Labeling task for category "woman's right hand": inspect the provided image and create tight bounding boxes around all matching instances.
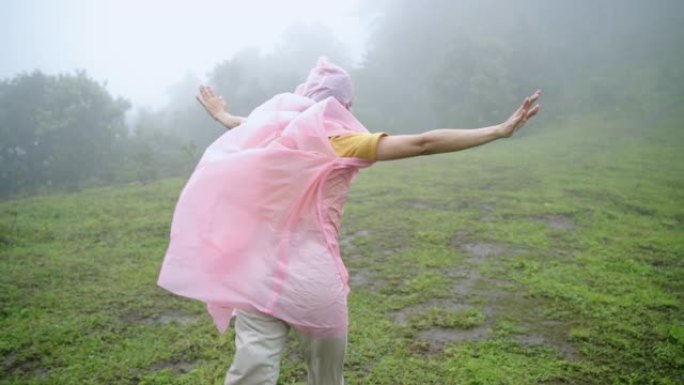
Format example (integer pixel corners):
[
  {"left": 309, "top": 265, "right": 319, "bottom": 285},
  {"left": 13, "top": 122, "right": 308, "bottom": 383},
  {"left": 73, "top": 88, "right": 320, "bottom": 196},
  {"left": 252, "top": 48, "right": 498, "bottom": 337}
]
[
  {"left": 496, "top": 90, "right": 541, "bottom": 138},
  {"left": 196, "top": 85, "right": 227, "bottom": 119}
]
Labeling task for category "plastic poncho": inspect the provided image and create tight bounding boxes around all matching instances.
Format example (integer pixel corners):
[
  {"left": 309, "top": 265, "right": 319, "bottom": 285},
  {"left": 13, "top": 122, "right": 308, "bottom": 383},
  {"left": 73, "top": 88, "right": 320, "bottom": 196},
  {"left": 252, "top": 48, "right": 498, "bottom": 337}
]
[{"left": 157, "top": 87, "right": 373, "bottom": 338}]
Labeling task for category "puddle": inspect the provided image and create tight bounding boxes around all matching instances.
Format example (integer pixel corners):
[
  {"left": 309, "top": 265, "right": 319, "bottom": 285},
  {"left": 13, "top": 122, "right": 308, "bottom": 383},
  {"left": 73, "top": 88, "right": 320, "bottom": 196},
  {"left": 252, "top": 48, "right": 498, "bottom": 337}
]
[
  {"left": 339, "top": 229, "right": 371, "bottom": 251},
  {"left": 540, "top": 215, "right": 576, "bottom": 231},
  {"left": 400, "top": 199, "right": 433, "bottom": 210},
  {"left": 348, "top": 271, "right": 368, "bottom": 287},
  {"left": 348, "top": 270, "right": 383, "bottom": 290},
  {"left": 415, "top": 230, "right": 580, "bottom": 358},
  {"left": 344, "top": 253, "right": 367, "bottom": 261},
  {"left": 2, "top": 353, "right": 48, "bottom": 380},
  {"left": 513, "top": 332, "right": 578, "bottom": 360},
  {"left": 381, "top": 248, "right": 404, "bottom": 257},
  {"left": 461, "top": 242, "right": 507, "bottom": 258},
  {"left": 447, "top": 232, "right": 517, "bottom": 297},
  {"left": 400, "top": 297, "right": 579, "bottom": 359},
  {"left": 451, "top": 232, "right": 512, "bottom": 260},
  {"left": 418, "top": 326, "right": 490, "bottom": 347},
  {"left": 395, "top": 230, "right": 580, "bottom": 359},
  {"left": 156, "top": 311, "right": 199, "bottom": 325},
  {"left": 479, "top": 203, "right": 496, "bottom": 222},
  {"left": 393, "top": 300, "right": 473, "bottom": 325},
  {"left": 448, "top": 267, "right": 482, "bottom": 297},
  {"left": 148, "top": 359, "right": 199, "bottom": 374},
  {"left": 510, "top": 318, "right": 579, "bottom": 360},
  {"left": 489, "top": 296, "right": 579, "bottom": 360},
  {"left": 395, "top": 300, "right": 491, "bottom": 352},
  {"left": 122, "top": 310, "right": 199, "bottom": 325},
  {"left": 2, "top": 352, "right": 17, "bottom": 369},
  {"left": 452, "top": 274, "right": 510, "bottom": 300}
]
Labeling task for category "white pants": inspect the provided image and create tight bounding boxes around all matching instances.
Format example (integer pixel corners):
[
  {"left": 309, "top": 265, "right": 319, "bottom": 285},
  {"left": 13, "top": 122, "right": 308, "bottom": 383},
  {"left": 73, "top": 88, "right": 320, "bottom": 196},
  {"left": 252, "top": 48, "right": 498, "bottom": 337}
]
[{"left": 224, "top": 310, "right": 347, "bottom": 385}]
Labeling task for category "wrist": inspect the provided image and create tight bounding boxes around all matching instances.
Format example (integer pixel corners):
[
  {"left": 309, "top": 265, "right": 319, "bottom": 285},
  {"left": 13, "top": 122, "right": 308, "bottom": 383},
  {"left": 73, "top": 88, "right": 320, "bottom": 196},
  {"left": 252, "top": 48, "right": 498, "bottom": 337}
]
[
  {"left": 489, "top": 124, "right": 505, "bottom": 140},
  {"left": 212, "top": 111, "right": 230, "bottom": 121}
]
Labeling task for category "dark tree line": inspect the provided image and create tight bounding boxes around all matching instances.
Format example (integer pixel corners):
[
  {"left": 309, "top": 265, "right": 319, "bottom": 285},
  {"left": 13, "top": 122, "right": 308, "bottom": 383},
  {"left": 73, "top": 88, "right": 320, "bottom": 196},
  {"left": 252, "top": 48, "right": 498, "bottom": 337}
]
[
  {"left": 2, "top": 0, "right": 682, "bottom": 199},
  {"left": 0, "top": 71, "right": 129, "bottom": 197}
]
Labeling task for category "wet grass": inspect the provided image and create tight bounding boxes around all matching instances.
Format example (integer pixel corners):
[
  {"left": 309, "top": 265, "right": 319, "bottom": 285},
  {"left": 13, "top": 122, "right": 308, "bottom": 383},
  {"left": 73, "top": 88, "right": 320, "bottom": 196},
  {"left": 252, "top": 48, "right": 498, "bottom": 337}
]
[{"left": 1, "top": 115, "right": 683, "bottom": 384}]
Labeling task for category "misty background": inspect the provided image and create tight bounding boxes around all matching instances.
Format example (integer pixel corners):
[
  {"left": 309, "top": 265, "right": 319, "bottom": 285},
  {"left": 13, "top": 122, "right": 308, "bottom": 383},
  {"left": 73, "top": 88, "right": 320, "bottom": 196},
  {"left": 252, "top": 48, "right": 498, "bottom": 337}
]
[{"left": 1, "top": 0, "right": 683, "bottom": 199}]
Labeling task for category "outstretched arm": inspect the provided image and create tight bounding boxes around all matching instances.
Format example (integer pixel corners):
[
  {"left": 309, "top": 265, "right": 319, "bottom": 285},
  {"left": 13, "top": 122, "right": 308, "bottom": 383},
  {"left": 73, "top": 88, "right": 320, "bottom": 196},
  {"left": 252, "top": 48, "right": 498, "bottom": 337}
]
[
  {"left": 375, "top": 90, "right": 541, "bottom": 161},
  {"left": 196, "top": 85, "right": 245, "bottom": 130}
]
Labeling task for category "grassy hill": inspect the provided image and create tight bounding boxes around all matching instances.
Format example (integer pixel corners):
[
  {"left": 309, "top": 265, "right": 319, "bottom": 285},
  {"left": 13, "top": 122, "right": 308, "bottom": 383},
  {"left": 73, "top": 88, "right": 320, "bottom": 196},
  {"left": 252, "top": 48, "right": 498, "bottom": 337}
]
[{"left": 1, "top": 116, "right": 682, "bottom": 384}]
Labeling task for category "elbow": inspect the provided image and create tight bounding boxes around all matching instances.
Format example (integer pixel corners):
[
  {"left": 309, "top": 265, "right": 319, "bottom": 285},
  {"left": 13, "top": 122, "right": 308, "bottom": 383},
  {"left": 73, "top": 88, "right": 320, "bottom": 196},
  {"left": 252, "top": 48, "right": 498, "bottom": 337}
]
[
  {"left": 416, "top": 133, "right": 433, "bottom": 156},
  {"left": 376, "top": 134, "right": 432, "bottom": 161}
]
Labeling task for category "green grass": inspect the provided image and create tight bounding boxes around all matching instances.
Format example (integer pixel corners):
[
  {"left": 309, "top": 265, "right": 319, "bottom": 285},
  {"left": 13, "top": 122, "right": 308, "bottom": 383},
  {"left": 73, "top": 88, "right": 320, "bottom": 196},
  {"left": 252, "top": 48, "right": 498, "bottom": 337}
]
[{"left": 1, "top": 115, "right": 683, "bottom": 384}]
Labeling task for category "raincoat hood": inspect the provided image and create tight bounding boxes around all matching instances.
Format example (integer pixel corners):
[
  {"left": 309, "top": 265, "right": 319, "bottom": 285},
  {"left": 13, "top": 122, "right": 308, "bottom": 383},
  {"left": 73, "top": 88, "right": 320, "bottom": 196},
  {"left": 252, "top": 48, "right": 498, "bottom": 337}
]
[{"left": 294, "top": 57, "right": 353, "bottom": 109}]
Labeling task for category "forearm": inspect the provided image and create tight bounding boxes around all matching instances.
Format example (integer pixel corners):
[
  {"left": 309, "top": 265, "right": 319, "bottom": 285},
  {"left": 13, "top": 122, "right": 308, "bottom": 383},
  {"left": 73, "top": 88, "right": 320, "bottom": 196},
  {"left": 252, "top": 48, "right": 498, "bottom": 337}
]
[
  {"left": 213, "top": 111, "right": 244, "bottom": 130},
  {"left": 377, "top": 91, "right": 540, "bottom": 161},
  {"left": 420, "top": 125, "right": 502, "bottom": 155},
  {"left": 375, "top": 124, "right": 504, "bottom": 161}
]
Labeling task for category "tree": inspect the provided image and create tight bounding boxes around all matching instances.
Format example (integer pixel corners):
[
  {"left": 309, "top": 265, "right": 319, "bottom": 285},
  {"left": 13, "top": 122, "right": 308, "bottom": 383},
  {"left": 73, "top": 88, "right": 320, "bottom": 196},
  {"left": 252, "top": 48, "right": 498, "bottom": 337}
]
[
  {"left": 0, "top": 70, "right": 130, "bottom": 198},
  {"left": 209, "top": 23, "right": 351, "bottom": 118},
  {"left": 354, "top": 0, "right": 684, "bottom": 132}
]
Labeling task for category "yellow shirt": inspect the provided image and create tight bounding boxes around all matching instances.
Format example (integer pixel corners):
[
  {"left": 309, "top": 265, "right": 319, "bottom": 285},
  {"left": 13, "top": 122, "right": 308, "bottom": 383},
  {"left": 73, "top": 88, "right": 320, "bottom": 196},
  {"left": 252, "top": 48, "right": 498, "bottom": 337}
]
[{"left": 328, "top": 132, "right": 388, "bottom": 161}]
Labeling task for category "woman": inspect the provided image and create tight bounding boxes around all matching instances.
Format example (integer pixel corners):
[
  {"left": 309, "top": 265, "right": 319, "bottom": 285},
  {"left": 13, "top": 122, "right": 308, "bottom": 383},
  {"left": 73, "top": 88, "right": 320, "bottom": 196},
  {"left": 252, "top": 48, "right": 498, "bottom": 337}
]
[{"left": 158, "top": 57, "right": 541, "bottom": 385}]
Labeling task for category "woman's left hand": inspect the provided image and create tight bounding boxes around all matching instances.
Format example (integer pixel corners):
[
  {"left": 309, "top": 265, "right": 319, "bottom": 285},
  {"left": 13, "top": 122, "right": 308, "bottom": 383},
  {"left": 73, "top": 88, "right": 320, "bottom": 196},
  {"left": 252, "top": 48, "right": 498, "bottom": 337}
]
[
  {"left": 497, "top": 90, "right": 541, "bottom": 138},
  {"left": 196, "top": 85, "right": 228, "bottom": 119}
]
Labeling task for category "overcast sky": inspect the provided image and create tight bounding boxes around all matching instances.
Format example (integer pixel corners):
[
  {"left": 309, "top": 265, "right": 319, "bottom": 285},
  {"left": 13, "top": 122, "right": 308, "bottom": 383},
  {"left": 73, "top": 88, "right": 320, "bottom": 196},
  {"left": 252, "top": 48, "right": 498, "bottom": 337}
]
[{"left": 2, "top": 0, "right": 367, "bottom": 109}]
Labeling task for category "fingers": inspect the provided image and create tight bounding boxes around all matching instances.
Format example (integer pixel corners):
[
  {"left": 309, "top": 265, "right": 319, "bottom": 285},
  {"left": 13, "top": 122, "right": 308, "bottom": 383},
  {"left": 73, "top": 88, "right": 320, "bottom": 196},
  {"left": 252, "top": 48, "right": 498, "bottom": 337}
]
[
  {"left": 199, "top": 84, "right": 218, "bottom": 101},
  {"left": 521, "top": 89, "right": 541, "bottom": 119},
  {"left": 199, "top": 85, "right": 225, "bottom": 103},
  {"left": 503, "top": 90, "right": 541, "bottom": 137},
  {"left": 526, "top": 89, "right": 540, "bottom": 104},
  {"left": 196, "top": 94, "right": 207, "bottom": 108},
  {"left": 514, "top": 97, "right": 528, "bottom": 115},
  {"left": 523, "top": 96, "right": 532, "bottom": 111},
  {"left": 530, "top": 89, "right": 541, "bottom": 104},
  {"left": 516, "top": 93, "right": 535, "bottom": 116},
  {"left": 526, "top": 104, "right": 541, "bottom": 119}
]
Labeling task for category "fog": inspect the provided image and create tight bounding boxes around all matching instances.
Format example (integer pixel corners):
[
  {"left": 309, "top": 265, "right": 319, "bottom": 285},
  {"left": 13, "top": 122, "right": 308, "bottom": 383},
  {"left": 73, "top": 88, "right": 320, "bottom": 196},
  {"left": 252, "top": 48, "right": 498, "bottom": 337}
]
[
  {"left": 2, "top": 0, "right": 367, "bottom": 108},
  {"left": 1, "top": 0, "right": 683, "bottom": 197}
]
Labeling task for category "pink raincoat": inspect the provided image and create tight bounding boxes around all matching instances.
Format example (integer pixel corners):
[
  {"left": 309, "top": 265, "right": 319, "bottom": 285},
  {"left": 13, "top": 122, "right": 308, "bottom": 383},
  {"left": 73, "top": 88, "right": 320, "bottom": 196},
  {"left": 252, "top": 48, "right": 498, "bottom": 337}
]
[{"left": 157, "top": 59, "right": 373, "bottom": 338}]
